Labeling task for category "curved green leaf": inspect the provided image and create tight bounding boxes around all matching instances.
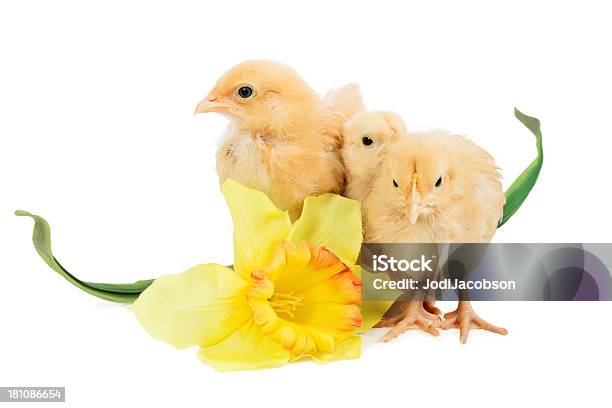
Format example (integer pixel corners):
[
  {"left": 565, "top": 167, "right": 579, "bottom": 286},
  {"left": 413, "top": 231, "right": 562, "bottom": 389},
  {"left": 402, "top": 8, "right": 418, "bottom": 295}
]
[
  {"left": 498, "top": 108, "right": 544, "bottom": 227},
  {"left": 15, "top": 210, "right": 152, "bottom": 303}
]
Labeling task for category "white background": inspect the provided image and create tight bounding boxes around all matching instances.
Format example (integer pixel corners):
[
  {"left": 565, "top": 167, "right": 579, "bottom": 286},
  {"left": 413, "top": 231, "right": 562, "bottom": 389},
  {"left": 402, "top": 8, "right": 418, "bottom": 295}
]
[{"left": 1, "top": 0, "right": 611, "bottom": 407}]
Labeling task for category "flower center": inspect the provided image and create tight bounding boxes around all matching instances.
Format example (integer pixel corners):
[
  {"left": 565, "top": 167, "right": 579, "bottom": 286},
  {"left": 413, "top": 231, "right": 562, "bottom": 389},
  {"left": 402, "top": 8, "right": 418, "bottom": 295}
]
[{"left": 269, "top": 292, "right": 303, "bottom": 318}]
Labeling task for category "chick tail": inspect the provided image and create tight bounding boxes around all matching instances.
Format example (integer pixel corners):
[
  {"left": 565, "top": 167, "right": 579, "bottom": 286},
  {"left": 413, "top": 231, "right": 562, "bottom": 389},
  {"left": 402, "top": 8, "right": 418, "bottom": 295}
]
[{"left": 324, "top": 82, "right": 365, "bottom": 119}]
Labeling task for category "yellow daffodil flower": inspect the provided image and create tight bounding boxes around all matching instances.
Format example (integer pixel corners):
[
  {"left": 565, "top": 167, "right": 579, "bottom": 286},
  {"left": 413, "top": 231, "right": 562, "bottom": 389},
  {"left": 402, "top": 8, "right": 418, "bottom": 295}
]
[{"left": 132, "top": 179, "right": 384, "bottom": 371}]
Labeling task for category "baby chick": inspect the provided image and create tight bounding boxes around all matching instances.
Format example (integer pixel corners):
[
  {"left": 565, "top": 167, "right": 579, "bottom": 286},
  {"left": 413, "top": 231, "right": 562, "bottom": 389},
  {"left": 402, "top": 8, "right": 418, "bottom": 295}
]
[
  {"left": 340, "top": 111, "right": 442, "bottom": 322},
  {"left": 194, "top": 60, "right": 363, "bottom": 220},
  {"left": 342, "top": 111, "right": 442, "bottom": 322},
  {"left": 363, "top": 131, "right": 508, "bottom": 343},
  {"left": 341, "top": 111, "right": 407, "bottom": 203}
]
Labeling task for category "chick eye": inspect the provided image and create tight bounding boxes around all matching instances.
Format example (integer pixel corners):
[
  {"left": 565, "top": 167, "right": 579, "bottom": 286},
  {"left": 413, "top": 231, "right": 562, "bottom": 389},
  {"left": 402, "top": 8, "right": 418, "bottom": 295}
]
[
  {"left": 393, "top": 179, "right": 398, "bottom": 188},
  {"left": 435, "top": 177, "right": 442, "bottom": 188},
  {"left": 237, "top": 86, "right": 254, "bottom": 98},
  {"left": 361, "top": 136, "right": 374, "bottom": 147}
]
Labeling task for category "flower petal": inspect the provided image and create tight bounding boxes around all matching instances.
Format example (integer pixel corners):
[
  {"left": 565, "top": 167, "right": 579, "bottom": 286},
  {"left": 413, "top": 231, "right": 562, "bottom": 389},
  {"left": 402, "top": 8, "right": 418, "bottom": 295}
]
[
  {"left": 197, "top": 319, "right": 290, "bottom": 371},
  {"left": 288, "top": 194, "right": 362, "bottom": 265},
  {"left": 299, "top": 335, "right": 362, "bottom": 364},
  {"left": 221, "top": 179, "right": 292, "bottom": 279},
  {"left": 352, "top": 265, "right": 394, "bottom": 333},
  {"left": 291, "top": 303, "right": 362, "bottom": 336},
  {"left": 132, "top": 263, "right": 251, "bottom": 349},
  {"left": 299, "top": 267, "right": 361, "bottom": 305},
  {"left": 274, "top": 243, "right": 362, "bottom": 311},
  {"left": 358, "top": 301, "right": 394, "bottom": 333},
  {"left": 274, "top": 241, "right": 352, "bottom": 296}
]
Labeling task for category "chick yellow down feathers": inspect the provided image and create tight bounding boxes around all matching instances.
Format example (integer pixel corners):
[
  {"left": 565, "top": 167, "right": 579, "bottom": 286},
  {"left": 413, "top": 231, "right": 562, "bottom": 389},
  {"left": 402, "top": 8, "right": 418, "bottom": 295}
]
[
  {"left": 195, "top": 60, "right": 364, "bottom": 220},
  {"left": 341, "top": 111, "right": 407, "bottom": 204},
  {"left": 361, "top": 130, "right": 508, "bottom": 343},
  {"left": 363, "top": 130, "right": 505, "bottom": 244}
]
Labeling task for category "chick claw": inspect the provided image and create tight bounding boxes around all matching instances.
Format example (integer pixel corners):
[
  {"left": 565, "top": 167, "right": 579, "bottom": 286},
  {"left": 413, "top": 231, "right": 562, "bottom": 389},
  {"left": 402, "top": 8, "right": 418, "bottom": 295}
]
[
  {"left": 423, "top": 300, "right": 443, "bottom": 317},
  {"left": 433, "top": 301, "right": 508, "bottom": 344},
  {"left": 377, "top": 301, "right": 440, "bottom": 342}
]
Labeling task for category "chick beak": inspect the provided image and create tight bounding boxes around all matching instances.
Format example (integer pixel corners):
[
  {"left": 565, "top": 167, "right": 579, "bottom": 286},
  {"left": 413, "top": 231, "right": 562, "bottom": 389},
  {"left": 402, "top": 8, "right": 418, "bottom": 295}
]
[
  {"left": 407, "top": 175, "right": 421, "bottom": 225},
  {"left": 194, "top": 95, "right": 228, "bottom": 114}
]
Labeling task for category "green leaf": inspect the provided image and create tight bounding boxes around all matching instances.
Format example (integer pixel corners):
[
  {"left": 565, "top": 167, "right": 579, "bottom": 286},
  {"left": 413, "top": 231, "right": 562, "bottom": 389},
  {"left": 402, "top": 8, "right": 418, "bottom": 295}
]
[
  {"left": 15, "top": 210, "right": 153, "bottom": 303},
  {"left": 498, "top": 108, "right": 544, "bottom": 227}
]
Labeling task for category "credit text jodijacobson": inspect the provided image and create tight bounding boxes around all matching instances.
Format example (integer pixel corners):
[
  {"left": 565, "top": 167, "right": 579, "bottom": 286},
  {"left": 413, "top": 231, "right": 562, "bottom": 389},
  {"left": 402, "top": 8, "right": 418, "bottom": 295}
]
[{"left": 370, "top": 255, "right": 517, "bottom": 291}]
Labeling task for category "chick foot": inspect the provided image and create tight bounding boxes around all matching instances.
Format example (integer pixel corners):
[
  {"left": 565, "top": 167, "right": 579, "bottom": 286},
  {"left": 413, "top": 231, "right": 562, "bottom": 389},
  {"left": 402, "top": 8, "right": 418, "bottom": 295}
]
[
  {"left": 423, "top": 300, "right": 443, "bottom": 317},
  {"left": 434, "top": 301, "right": 508, "bottom": 344},
  {"left": 377, "top": 298, "right": 442, "bottom": 323},
  {"left": 377, "top": 301, "right": 440, "bottom": 342}
]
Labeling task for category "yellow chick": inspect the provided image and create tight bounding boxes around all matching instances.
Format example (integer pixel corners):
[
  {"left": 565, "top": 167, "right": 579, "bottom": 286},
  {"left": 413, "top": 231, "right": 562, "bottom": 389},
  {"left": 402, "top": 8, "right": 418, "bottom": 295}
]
[
  {"left": 194, "top": 60, "right": 363, "bottom": 220},
  {"left": 342, "top": 111, "right": 442, "bottom": 321},
  {"left": 363, "top": 131, "right": 508, "bottom": 343},
  {"left": 341, "top": 111, "right": 407, "bottom": 204},
  {"left": 340, "top": 111, "right": 442, "bottom": 319}
]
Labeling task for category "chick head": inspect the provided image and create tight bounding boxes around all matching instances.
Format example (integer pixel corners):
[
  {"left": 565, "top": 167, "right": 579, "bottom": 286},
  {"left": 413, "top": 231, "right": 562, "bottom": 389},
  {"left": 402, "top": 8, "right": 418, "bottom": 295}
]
[
  {"left": 375, "top": 132, "right": 458, "bottom": 226},
  {"left": 194, "top": 60, "right": 318, "bottom": 134},
  {"left": 341, "top": 111, "right": 407, "bottom": 182}
]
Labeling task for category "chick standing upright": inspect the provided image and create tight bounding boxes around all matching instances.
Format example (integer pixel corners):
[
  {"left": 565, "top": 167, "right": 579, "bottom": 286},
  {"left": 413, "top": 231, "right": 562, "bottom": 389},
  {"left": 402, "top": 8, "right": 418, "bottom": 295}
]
[
  {"left": 194, "top": 60, "right": 364, "bottom": 220},
  {"left": 363, "top": 131, "right": 508, "bottom": 343},
  {"left": 342, "top": 112, "right": 442, "bottom": 321}
]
